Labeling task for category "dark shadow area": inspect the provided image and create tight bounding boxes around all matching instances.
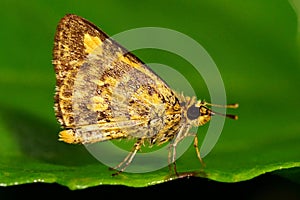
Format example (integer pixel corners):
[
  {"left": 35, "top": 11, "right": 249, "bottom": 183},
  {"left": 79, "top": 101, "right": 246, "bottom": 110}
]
[
  {"left": 1, "top": 106, "right": 97, "bottom": 166},
  {"left": 0, "top": 173, "right": 299, "bottom": 199}
]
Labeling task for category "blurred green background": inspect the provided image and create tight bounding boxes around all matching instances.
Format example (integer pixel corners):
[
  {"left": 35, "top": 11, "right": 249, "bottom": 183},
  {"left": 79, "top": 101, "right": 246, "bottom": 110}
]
[{"left": 0, "top": 0, "right": 299, "bottom": 197}]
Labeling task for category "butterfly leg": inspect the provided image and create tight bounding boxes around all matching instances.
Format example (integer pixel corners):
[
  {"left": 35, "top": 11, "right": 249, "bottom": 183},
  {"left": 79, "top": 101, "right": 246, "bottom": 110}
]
[
  {"left": 168, "top": 142, "right": 179, "bottom": 176},
  {"left": 111, "top": 138, "right": 144, "bottom": 176},
  {"left": 167, "top": 125, "right": 192, "bottom": 176},
  {"left": 167, "top": 131, "right": 206, "bottom": 178},
  {"left": 193, "top": 135, "right": 206, "bottom": 167},
  {"left": 167, "top": 139, "right": 201, "bottom": 178}
]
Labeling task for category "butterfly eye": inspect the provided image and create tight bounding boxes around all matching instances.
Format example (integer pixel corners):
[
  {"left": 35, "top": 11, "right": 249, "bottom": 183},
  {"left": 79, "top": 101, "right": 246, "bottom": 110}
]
[{"left": 187, "top": 105, "right": 200, "bottom": 120}]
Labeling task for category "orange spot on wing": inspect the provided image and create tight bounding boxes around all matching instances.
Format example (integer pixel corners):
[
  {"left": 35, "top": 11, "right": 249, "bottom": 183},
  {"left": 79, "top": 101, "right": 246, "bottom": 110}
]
[{"left": 84, "top": 34, "right": 102, "bottom": 54}]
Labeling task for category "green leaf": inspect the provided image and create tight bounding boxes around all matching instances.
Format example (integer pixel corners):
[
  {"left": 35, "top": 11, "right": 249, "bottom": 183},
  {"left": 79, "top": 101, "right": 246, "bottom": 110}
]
[{"left": 0, "top": 0, "right": 299, "bottom": 190}]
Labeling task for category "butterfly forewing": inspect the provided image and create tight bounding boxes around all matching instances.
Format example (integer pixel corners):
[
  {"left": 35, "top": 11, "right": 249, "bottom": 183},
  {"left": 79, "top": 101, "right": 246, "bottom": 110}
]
[{"left": 53, "top": 14, "right": 182, "bottom": 144}]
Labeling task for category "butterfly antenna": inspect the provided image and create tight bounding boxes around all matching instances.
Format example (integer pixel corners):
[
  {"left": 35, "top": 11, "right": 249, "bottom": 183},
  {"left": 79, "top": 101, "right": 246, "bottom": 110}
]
[{"left": 207, "top": 103, "right": 239, "bottom": 120}]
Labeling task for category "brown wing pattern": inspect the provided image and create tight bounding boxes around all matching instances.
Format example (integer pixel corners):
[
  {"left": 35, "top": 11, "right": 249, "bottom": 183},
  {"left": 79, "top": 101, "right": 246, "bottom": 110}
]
[{"left": 53, "top": 14, "right": 183, "bottom": 144}]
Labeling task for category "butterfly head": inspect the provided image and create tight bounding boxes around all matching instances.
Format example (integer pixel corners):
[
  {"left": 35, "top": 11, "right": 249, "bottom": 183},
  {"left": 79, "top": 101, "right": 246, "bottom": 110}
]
[{"left": 186, "top": 100, "right": 239, "bottom": 127}]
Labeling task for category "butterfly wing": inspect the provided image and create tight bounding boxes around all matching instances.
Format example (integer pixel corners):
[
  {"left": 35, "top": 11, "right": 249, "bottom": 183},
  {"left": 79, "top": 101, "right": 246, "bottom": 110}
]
[
  {"left": 53, "top": 14, "right": 182, "bottom": 144},
  {"left": 53, "top": 14, "right": 107, "bottom": 128}
]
